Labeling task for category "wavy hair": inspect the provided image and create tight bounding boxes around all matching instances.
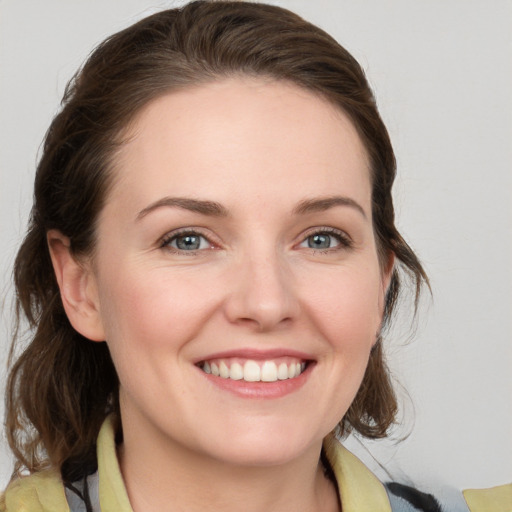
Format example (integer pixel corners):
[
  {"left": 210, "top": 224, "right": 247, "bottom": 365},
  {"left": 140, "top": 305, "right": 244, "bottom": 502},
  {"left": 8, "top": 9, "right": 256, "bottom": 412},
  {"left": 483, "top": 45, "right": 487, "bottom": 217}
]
[{"left": 5, "top": 0, "right": 428, "bottom": 478}]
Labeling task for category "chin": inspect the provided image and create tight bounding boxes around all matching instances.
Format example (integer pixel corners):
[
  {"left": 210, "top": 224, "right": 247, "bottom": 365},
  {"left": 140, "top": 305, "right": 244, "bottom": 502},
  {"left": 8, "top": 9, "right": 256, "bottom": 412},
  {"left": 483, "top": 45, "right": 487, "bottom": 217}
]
[{"left": 195, "top": 419, "right": 326, "bottom": 468}]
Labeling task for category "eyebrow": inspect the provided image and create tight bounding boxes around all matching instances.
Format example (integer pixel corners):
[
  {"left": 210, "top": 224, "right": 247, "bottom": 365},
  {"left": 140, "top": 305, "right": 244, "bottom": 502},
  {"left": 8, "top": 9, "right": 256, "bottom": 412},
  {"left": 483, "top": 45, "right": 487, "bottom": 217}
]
[
  {"left": 136, "top": 194, "right": 366, "bottom": 221},
  {"left": 293, "top": 196, "right": 367, "bottom": 218},
  {"left": 136, "top": 197, "right": 229, "bottom": 220}
]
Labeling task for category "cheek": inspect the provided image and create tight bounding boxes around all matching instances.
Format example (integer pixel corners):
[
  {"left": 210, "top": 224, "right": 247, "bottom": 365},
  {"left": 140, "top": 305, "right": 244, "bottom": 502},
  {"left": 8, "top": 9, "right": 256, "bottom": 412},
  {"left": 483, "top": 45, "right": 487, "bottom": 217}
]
[
  {"left": 296, "top": 264, "right": 384, "bottom": 427},
  {"left": 300, "top": 264, "right": 384, "bottom": 351},
  {"left": 96, "top": 265, "right": 221, "bottom": 358}
]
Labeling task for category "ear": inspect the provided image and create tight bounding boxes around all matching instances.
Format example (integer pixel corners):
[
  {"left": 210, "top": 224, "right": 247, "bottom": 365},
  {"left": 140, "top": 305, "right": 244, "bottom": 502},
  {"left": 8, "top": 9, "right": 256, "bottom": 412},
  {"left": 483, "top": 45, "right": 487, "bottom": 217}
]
[
  {"left": 382, "top": 251, "right": 395, "bottom": 294},
  {"left": 47, "top": 229, "right": 105, "bottom": 342},
  {"left": 373, "top": 252, "right": 395, "bottom": 346},
  {"left": 378, "top": 251, "right": 396, "bottom": 314}
]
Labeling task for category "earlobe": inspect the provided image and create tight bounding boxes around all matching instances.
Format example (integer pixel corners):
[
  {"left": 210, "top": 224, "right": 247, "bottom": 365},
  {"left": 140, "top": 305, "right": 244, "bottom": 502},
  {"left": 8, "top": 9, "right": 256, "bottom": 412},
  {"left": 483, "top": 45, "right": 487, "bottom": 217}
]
[{"left": 47, "top": 230, "right": 105, "bottom": 342}]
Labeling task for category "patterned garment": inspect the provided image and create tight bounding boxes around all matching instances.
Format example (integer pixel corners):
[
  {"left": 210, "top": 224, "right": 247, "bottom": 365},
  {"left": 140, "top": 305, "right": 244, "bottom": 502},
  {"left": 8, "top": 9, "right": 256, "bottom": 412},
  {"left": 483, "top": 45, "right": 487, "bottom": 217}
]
[
  {"left": 65, "top": 473, "right": 99, "bottom": 512},
  {"left": 385, "top": 482, "right": 471, "bottom": 512},
  {"left": 64, "top": 471, "right": 472, "bottom": 512}
]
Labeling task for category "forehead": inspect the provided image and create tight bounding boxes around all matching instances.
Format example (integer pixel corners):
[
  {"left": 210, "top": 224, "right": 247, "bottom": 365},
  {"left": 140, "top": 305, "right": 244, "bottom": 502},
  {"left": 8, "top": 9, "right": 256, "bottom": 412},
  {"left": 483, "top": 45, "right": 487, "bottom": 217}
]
[{"left": 110, "top": 77, "right": 371, "bottom": 212}]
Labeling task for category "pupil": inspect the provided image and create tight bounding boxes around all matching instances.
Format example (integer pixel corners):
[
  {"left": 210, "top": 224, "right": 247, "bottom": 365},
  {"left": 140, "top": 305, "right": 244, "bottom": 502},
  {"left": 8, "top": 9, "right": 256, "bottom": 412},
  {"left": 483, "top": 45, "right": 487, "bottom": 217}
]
[
  {"left": 177, "top": 235, "right": 200, "bottom": 250},
  {"left": 309, "top": 234, "right": 330, "bottom": 249}
]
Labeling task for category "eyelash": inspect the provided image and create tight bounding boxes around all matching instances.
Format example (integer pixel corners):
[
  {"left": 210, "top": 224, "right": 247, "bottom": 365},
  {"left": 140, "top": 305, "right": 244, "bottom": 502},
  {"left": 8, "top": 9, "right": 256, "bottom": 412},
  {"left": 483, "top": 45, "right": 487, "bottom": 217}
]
[
  {"left": 160, "top": 228, "right": 215, "bottom": 254},
  {"left": 299, "top": 227, "right": 353, "bottom": 253},
  {"left": 160, "top": 227, "right": 353, "bottom": 255}
]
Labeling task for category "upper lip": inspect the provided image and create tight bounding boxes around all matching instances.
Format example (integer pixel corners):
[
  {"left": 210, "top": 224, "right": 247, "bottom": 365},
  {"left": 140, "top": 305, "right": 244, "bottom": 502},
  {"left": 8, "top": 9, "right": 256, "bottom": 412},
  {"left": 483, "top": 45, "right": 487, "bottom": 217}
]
[{"left": 194, "top": 348, "right": 315, "bottom": 364}]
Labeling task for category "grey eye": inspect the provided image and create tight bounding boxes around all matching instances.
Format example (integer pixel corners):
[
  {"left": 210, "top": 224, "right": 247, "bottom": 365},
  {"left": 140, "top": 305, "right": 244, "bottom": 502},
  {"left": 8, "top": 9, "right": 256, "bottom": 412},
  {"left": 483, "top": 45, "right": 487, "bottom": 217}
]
[
  {"left": 307, "top": 233, "right": 334, "bottom": 249},
  {"left": 166, "top": 233, "right": 211, "bottom": 251}
]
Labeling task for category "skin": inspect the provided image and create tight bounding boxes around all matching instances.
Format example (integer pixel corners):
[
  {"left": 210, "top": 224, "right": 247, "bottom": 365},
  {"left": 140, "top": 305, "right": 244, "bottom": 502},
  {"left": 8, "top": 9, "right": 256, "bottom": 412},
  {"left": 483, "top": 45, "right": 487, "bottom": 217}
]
[{"left": 49, "top": 77, "right": 393, "bottom": 511}]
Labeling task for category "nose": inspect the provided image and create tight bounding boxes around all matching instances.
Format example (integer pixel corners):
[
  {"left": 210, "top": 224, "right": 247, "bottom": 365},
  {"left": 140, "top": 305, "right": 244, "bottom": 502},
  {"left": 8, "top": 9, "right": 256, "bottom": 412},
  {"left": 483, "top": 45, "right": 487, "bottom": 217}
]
[{"left": 224, "top": 249, "right": 300, "bottom": 332}]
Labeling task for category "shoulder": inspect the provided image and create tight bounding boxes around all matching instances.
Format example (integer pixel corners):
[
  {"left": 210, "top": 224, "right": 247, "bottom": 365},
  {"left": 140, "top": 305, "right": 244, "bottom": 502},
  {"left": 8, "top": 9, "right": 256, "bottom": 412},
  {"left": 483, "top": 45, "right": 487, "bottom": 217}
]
[
  {"left": 324, "top": 434, "right": 393, "bottom": 511},
  {"left": 386, "top": 482, "right": 512, "bottom": 512},
  {"left": 1, "top": 469, "right": 69, "bottom": 512},
  {"left": 463, "top": 483, "right": 512, "bottom": 512},
  {"left": 324, "top": 434, "right": 511, "bottom": 512}
]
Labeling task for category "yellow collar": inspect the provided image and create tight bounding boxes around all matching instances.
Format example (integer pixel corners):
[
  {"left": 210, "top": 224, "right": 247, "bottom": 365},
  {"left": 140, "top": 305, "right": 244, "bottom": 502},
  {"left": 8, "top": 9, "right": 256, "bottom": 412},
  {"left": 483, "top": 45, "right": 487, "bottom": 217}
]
[
  {"left": 1, "top": 417, "right": 392, "bottom": 511},
  {"left": 4, "top": 417, "right": 509, "bottom": 511},
  {"left": 95, "top": 418, "right": 393, "bottom": 511},
  {"left": 95, "top": 418, "right": 393, "bottom": 512},
  {"left": 323, "top": 433, "right": 392, "bottom": 511},
  {"left": 1, "top": 467, "right": 68, "bottom": 512}
]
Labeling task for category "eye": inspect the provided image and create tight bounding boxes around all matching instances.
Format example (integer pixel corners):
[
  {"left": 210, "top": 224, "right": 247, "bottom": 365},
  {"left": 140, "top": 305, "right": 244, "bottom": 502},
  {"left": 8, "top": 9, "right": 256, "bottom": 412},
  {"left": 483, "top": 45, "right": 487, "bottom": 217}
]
[
  {"left": 162, "top": 230, "right": 213, "bottom": 252},
  {"left": 298, "top": 229, "right": 352, "bottom": 251}
]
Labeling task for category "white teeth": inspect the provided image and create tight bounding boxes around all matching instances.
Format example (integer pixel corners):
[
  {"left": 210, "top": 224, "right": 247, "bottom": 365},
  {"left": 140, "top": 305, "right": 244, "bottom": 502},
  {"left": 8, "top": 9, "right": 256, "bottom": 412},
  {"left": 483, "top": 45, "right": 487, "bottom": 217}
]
[
  {"left": 277, "top": 363, "right": 289, "bottom": 380},
  {"left": 230, "top": 362, "right": 243, "bottom": 380},
  {"left": 202, "top": 359, "right": 307, "bottom": 382},
  {"left": 219, "top": 361, "right": 229, "bottom": 378},
  {"left": 243, "top": 360, "right": 261, "bottom": 382},
  {"left": 261, "top": 361, "right": 278, "bottom": 382}
]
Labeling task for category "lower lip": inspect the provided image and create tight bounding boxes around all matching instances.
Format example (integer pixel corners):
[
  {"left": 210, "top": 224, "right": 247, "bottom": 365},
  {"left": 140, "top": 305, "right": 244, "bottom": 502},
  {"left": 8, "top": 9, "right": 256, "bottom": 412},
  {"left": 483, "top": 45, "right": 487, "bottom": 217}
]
[{"left": 198, "top": 363, "right": 313, "bottom": 399}]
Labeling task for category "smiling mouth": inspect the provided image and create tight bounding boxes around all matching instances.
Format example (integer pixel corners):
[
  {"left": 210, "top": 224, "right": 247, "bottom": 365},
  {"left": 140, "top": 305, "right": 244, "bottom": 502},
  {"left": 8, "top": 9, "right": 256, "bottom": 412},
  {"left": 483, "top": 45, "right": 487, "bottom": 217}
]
[{"left": 198, "top": 357, "right": 309, "bottom": 383}]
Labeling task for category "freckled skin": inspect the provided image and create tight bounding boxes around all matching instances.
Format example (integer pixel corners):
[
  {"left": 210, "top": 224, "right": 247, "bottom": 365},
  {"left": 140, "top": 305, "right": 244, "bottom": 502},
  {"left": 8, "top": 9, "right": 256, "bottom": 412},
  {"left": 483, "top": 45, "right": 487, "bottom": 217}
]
[{"left": 81, "top": 78, "right": 391, "bottom": 504}]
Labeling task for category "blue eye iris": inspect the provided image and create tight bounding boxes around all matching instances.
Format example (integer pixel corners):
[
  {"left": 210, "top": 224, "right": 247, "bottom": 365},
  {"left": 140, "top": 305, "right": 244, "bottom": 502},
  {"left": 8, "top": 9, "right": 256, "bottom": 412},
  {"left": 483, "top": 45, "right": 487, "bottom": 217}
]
[
  {"left": 307, "top": 233, "right": 334, "bottom": 249},
  {"left": 175, "top": 234, "right": 202, "bottom": 250},
  {"left": 162, "top": 230, "right": 213, "bottom": 254}
]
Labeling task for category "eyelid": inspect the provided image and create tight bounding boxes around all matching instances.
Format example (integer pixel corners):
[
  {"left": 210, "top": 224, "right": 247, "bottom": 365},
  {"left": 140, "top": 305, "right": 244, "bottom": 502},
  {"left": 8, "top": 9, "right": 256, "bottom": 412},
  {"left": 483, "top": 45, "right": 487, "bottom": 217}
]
[
  {"left": 158, "top": 225, "right": 353, "bottom": 254},
  {"left": 296, "top": 226, "right": 353, "bottom": 250},
  {"left": 160, "top": 227, "right": 220, "bottom": 253}
]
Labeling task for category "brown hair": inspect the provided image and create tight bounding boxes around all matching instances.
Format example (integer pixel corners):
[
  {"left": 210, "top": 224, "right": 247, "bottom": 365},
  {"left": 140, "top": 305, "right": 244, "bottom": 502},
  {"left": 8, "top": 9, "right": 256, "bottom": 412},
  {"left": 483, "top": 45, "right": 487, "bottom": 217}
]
[{"left": 6, "top": 0, "right": 428, "bottom": 478}]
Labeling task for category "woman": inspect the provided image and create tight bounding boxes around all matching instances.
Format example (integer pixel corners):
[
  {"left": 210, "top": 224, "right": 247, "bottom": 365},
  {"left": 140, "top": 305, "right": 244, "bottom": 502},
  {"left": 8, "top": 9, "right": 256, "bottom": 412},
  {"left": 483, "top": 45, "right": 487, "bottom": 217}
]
[{"left": 1, "top": 2, "right": 508, "bottom": 511}]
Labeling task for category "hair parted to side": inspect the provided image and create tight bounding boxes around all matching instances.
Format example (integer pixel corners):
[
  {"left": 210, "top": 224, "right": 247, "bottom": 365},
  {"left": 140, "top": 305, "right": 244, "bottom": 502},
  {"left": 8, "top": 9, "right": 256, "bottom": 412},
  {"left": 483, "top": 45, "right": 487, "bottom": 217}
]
[{"left": 6, "top": 0, "right": 428, "bottom": 478}]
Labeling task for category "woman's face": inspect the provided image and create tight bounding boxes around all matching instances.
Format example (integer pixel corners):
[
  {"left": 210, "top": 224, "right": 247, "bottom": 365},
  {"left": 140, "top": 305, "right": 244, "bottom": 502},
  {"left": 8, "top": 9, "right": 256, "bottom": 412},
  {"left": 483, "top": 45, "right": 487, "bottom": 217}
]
[{"left": 86, "top": 78, "right": 391, "bottom": 466}]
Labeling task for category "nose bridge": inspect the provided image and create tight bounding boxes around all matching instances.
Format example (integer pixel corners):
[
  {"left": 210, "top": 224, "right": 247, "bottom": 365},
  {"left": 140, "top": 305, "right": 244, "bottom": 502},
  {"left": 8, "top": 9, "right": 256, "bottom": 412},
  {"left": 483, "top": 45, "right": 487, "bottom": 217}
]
[{"left": 225, "top": 240, "right": 299, "bottom": 330}]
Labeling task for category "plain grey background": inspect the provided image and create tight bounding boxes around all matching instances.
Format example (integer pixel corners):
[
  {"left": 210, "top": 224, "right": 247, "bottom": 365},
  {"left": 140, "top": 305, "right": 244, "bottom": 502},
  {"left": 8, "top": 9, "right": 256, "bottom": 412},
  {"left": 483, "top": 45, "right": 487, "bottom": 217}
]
[{"left": 1, "top": 0, "right": 511, "bottom": 494}]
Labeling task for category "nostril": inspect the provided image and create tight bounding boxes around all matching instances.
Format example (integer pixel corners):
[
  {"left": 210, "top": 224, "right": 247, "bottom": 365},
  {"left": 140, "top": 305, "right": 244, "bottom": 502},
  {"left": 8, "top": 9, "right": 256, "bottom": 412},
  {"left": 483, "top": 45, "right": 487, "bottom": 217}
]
[{"left": 222, "top": 260, "right": 300, "bottom": 331}]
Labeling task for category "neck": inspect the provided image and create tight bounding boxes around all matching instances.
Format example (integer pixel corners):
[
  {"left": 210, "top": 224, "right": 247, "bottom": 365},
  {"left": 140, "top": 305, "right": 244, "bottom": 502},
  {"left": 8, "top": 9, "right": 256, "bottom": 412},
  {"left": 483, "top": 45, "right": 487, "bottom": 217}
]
[{"left": 117, "top": 417, "right": 339, "bottom": 512}]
